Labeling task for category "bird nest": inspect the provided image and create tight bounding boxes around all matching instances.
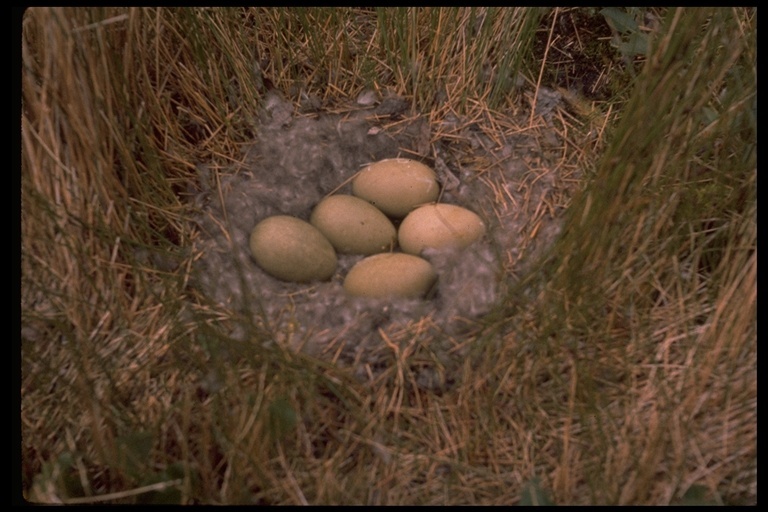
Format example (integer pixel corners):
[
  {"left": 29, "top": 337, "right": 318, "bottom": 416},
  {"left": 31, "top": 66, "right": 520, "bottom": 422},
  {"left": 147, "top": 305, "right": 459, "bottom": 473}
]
[{"left": 191, "top": 89, "right": 581, "bottom": 384}]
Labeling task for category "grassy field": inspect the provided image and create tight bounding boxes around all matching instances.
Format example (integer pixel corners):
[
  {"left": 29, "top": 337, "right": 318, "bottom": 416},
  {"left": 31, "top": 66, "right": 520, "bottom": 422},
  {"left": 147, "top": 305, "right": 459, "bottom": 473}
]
[{"left": 20, "top": 7, "right": 755, "bottom": 505}]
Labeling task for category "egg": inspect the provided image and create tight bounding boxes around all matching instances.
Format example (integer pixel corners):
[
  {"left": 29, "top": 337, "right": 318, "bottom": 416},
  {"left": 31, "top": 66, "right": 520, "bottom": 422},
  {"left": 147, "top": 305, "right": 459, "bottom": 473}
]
[
  {"left": 343, "top": 253, "right": 437, "bottom": 298},
  {"left": 249, "top": 215, "right": 337, "bottom": 282},
  {"left": 352, "top": 158, "right": 440, "bottom": 218},
  {"left": 398, "top": 203, "right": 485, "bottom": 255},
  {"left": 310, "top": 195, "right": 397, "bottom": 255}
]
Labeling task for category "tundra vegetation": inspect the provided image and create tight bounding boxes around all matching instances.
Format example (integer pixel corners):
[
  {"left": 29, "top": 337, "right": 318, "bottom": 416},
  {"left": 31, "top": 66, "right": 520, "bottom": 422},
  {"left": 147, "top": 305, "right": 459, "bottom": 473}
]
[{"left": 20, "top": 7, "right": 755, "bottom": 505}]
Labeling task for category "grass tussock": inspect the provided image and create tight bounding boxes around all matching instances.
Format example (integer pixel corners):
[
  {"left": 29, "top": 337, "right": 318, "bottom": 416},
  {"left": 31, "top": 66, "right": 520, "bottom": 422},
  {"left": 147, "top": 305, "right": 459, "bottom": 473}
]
[
  {"left": 508, "top": 7, "right": 756, "bottom": 504},
  {"left": 21, "top": 7, "right": 754, "bottom": 505}
]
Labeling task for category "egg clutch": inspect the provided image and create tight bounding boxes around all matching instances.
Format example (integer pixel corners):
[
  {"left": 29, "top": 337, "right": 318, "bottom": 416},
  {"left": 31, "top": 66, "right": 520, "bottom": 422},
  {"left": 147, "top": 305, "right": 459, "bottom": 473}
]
[{"left": 249, "top": 158, "right": 485, "bottom": 298}]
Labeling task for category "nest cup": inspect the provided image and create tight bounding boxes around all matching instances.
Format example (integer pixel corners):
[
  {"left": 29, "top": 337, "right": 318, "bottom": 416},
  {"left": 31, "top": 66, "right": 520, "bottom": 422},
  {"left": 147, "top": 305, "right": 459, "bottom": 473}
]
[{"left": 192, "top": 92, "right": 562, "bottom": 374}]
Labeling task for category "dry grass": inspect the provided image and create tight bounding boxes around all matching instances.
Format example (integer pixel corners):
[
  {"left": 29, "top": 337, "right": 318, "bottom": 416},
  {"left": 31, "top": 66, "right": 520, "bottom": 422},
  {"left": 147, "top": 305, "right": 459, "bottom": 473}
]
[
  {"left": 507, "top": 7, "right": 756, "bottom": 504},
  {"left": 20, "top": 7, "right": 755, "bottom": 505}
]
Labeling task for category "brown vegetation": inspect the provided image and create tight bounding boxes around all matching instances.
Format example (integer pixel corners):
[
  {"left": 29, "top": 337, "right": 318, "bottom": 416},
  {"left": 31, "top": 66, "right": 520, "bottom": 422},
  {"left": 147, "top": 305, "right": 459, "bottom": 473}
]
[{"left": 21, "top": 7, "right": 755, "bottom": 505}]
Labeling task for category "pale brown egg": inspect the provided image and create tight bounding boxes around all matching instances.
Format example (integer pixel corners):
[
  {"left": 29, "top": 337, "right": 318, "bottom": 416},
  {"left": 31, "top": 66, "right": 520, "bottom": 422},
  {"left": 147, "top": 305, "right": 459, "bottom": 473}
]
[
  {"left": 310, "top": 195, "right": 397, "bottom": 254},
  {"left": 343, "top": 253, "right": 437, "bottom": 298},
  {"left": 398, "top": 203, "right": 485, "bottom": 255},
  {"left": 352, "top": 158, "right": 440, "bottom": 218},
  {"left": 249, "top": 215, "right": 337, "bottom": 282}
]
